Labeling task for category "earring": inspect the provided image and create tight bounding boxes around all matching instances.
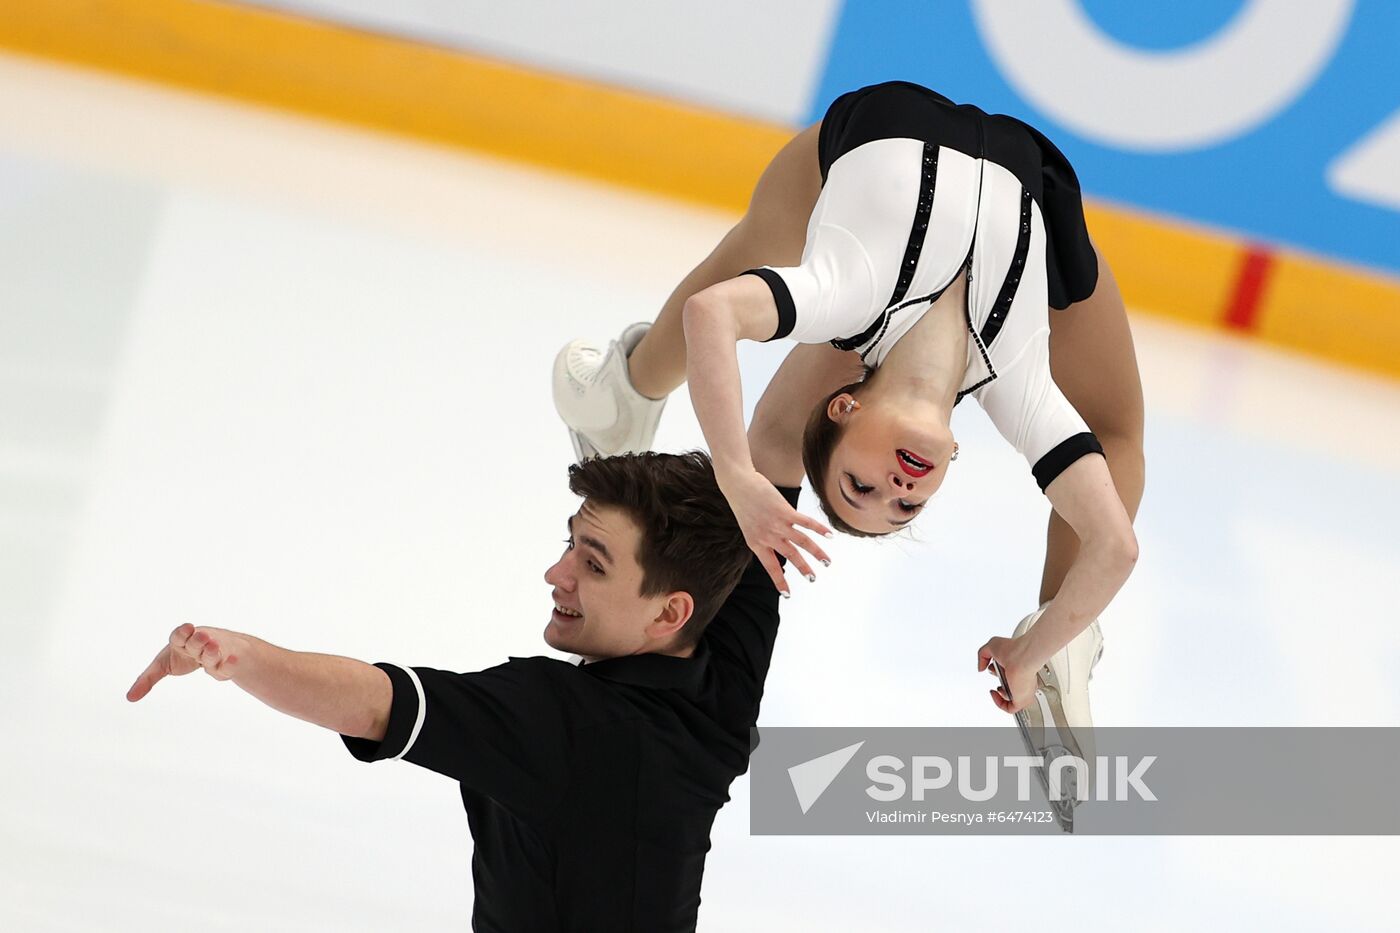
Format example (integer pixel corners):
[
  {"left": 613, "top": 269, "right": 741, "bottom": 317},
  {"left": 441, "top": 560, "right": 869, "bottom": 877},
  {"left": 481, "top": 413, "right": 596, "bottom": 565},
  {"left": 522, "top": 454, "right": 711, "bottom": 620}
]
[
  {"left": 950, "top": 442, "right": 959, "bottom": 462},
  {"left": 842, "top": 400, "right": 856, "bottom": 415}
]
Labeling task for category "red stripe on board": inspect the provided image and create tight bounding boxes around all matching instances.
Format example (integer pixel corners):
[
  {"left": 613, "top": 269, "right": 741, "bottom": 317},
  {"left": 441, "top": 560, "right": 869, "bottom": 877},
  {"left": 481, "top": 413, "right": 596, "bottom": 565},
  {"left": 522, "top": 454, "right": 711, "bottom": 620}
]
[{"left": 1222, "top": 247, "right": 1275, "bottom": 332}]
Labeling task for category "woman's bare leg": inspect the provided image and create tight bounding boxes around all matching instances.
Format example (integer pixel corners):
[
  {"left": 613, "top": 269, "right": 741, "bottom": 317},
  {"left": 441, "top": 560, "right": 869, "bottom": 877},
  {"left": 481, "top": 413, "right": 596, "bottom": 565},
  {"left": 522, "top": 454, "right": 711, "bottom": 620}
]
[
  {"left": 1040, "top": 248, "right": 1147, "bottom": 604},
  {"left": 627, "top": 123, "right": 824, "bottom": 399}
]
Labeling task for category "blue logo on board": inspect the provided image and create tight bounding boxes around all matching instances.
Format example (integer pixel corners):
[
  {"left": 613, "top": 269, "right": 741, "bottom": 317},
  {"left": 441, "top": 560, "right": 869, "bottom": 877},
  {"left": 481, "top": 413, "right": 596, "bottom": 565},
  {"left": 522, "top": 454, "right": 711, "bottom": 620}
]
[{"left": 810, "top": 0, "right": 1399, "bottom": 274}]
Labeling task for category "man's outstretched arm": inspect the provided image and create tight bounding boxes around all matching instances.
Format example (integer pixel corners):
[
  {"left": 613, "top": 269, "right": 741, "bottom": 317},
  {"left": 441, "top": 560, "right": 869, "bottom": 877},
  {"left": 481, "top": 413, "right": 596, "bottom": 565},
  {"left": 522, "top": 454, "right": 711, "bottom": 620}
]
[{"left": 126, "top": 623, "right": 392, "bottom": 742}]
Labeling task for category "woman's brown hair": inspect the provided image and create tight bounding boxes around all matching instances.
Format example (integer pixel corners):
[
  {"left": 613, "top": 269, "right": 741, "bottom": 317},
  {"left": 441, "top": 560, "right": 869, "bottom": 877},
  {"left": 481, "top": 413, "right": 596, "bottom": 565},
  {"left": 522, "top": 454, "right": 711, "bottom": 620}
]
[{"left": 799, "top": 375, "right": 891, "bottom": 539}]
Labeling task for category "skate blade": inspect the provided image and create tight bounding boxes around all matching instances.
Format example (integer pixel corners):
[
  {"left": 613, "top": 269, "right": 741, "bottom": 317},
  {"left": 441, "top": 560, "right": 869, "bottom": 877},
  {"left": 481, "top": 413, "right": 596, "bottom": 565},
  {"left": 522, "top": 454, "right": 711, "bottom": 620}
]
[
  {"left": 568, "top": 429, "right": 601, "bottom": 463},
  {"left": 997, "top": 664, "right": 1073, "bottom": 833},
  {"left": 1036, "top": 666, "right": 1091, "bottom": 765}
]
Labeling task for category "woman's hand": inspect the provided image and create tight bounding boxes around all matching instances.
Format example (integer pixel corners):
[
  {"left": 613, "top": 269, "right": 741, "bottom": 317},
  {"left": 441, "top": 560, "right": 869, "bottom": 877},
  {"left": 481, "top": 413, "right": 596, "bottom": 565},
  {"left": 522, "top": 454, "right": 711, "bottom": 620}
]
[
  {"left": 717, "top": 467, "right": 833, "bottom": 595},
  {"left": 976, "top": 636, "right": 1040, "bottom": 715}
]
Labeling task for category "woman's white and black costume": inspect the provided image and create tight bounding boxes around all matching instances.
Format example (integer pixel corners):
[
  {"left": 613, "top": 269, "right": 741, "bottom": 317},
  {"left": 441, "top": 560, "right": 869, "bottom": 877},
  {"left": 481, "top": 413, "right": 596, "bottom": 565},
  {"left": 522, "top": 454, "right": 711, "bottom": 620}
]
[{"left": 743, "top": 81, "right": 1105, "bottom": 490}]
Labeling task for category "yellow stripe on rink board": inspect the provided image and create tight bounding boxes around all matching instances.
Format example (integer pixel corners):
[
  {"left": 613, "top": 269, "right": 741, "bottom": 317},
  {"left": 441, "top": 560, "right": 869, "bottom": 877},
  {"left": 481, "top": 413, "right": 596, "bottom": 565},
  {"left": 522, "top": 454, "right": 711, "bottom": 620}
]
[
  {"left": 1082, "top": 202, "right": 1244, "bottom": 329},
  {"left": 1259, "top": 254, "right": 1400, "bottom": 381},
  {"left": 1089, "top": 199, "right": 1400, "bottom": 378},
  {"left": 0, "top": 0, "right": 789, "bottom": 212},
  {"left": 2, "top": 0, "right": 1398, "bottom": 378}
]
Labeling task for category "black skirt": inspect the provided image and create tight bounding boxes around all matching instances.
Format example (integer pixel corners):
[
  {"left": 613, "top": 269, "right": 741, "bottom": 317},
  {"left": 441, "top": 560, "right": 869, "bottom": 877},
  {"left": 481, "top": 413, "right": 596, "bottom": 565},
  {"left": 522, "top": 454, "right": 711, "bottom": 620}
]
[{"left": 816, "top": 81, "right": 1099, "bottom": 310}]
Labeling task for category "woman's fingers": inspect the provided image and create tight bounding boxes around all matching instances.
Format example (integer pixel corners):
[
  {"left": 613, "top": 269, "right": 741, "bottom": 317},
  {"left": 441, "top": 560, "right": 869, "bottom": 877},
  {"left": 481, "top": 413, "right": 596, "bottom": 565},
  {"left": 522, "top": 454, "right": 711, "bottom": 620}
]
[
  {"left": 776, "top": 540, "right": 815, "bottom": 582},
  {"left": 978, "top": 637, "right": 1038, "bottom": 713},
  {"left": 755, "top": 547, "right": 790, "bottom": 597},
  {"left": 979, "top": 640, "right": 1020, "bottom": 712},
  {"left": 792, "top": 510, "right": 834, "bottom": 540},
  {"left": 977, "top": 640, "right": 996, "bottom": 672},
  {"left": 785, "top": 527, "right": 830, "bottom": 568},
  {"left": 789, "top": 546, "right": 817, "bottom": 582}
]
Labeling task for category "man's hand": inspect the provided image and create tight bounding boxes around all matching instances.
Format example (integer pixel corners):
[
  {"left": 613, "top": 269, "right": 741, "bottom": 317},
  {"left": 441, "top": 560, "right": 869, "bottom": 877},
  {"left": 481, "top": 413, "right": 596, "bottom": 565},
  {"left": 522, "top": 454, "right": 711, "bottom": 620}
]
[
  {"left": 126, "top": 624, "right": 243, "bottom": 702},
  {"left": 717, "top": 467, "right": 832, "bottom": 595},
  {"left": 976, "top": 636, "right": 1040, "bottom": 715}
]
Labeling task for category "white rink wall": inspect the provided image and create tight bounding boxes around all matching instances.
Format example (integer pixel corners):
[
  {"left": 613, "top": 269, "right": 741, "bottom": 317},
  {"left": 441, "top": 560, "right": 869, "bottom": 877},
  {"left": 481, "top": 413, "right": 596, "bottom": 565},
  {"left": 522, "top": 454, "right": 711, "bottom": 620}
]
[
  {"left": 236, "top": 0, "right": 1400, "bottom": 279},
  {"left": 243, "top": 0, "right": 843, "bottom": 123}
]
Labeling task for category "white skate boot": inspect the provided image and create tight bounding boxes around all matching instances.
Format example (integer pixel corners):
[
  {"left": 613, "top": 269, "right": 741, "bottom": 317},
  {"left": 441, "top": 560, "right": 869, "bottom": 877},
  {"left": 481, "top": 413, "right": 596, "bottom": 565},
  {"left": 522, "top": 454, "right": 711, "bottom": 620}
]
[
  {"left": 1004, "top": 607, "right": 1104, "bottom": 831},
  {"left": 552, "top": 322, "right": 666, "bottom": 462}
]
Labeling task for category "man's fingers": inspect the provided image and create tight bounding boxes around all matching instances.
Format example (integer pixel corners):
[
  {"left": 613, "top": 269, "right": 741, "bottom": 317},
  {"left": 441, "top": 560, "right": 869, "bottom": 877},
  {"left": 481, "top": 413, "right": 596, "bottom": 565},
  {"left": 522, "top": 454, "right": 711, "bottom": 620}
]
[
  {"left": 125, "top": 672, "right": 152, "bottom": 703},
  {"left": 197, "top": 637, "right": 222, "bottom": 670},
  {"left": 169, "top": 622, "right": 196, "bottom": 655},
  {"left": 126, "top": 652, "right": 168, "bottom": 703},
  {"left": 184, "top": 629, "right": 216, "bottom": 665},
  {"left": 207, "top": 645, "right": 237, "bottom": 681},
  {"left": 130, "top": 629, "right": 238, "bottom": 697}
]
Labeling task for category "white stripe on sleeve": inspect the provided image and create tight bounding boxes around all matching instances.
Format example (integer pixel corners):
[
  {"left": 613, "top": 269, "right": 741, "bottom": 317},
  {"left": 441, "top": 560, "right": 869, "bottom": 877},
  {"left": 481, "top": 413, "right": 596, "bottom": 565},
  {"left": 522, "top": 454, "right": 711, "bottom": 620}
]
[{"left": 386, "top": 664, "right": 427, "bottom": 761}]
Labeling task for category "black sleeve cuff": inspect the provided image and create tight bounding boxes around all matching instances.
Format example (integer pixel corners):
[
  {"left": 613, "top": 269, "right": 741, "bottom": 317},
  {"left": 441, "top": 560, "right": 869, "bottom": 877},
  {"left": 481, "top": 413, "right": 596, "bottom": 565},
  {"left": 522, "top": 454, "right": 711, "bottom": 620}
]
[
  {"left": 740, "top": 268, "right": 796, "bottom": 341},
  {"left": 1032, "top": 432, "right": 1105, "bottom": 492},
  {"left": 341, "top": 662, "right": 423, "bottom": 763}
]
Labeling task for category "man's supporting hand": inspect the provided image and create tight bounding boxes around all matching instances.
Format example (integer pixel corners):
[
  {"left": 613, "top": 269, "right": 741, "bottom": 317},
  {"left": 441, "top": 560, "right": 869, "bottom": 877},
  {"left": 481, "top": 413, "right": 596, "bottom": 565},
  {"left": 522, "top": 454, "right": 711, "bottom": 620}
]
[{"left": 126, "top": 623, "right": 246, "bottom": 702}]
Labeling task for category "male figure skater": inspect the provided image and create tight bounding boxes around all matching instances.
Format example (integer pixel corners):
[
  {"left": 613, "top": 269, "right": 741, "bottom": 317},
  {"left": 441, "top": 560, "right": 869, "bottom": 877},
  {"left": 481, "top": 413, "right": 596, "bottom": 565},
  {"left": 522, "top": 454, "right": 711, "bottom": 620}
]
[{"left": 127, "top": 451, "right": 807, "bottom": 932}]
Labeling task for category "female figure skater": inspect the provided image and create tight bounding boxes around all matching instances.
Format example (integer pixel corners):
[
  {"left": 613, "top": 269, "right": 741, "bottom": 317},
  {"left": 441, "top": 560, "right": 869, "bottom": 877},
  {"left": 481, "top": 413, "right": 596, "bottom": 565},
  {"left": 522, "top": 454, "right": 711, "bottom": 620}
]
[{"left": 553, "top": 82, "right": 1143, "bottom": 778}]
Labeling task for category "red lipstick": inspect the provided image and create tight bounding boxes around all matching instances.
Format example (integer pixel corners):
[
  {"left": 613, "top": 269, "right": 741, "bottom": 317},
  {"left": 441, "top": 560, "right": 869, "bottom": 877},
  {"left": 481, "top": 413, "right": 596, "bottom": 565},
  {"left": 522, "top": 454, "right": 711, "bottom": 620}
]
[{"left": 896, "top": 448, "right": 934, "bottom": 478}]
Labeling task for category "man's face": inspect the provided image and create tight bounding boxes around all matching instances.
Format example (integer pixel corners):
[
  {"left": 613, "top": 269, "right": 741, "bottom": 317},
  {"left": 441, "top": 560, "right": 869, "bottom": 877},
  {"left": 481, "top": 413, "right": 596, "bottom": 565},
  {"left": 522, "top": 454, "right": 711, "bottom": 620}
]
[{"left": 543, "top": 501, "right": 687, "bottom": 661}]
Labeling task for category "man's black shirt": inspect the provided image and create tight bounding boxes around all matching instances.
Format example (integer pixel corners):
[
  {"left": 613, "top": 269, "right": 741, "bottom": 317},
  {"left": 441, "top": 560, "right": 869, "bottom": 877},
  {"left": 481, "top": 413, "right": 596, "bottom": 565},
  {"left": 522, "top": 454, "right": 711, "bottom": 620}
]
[{"left": 341, "top": 486, "right": 799, "bottom": 931}]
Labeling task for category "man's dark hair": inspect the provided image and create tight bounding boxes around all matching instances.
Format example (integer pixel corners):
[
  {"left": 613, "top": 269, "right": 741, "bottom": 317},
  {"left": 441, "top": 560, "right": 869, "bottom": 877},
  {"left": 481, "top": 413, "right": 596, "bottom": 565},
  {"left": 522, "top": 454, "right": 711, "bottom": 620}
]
[
  {"left": 801, "top": 376, "right": 890, "bottom": 539},
  {"left": 567, "top": 451, "right": 752, "bottom": 645}
]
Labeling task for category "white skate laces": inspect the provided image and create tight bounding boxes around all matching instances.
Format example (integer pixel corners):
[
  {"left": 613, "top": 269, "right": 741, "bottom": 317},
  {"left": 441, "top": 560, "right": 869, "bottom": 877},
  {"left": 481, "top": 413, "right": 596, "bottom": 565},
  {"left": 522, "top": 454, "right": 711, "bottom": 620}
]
[{"left": 552, "top": 322, "right": 666, "bottom": 461}]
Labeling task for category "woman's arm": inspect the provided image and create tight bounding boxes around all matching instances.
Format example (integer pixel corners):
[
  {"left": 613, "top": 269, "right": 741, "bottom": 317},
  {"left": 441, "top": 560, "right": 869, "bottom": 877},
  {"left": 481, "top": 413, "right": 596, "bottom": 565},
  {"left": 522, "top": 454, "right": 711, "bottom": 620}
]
[
  {"left": 976, "top": 454, "right": 1136, "bottom": 713},
  {"left": 682, "top": 275, "right": 834, "bottom": 591},
  {"left": 127, "top": 623, "right": 393, "bottom": 741},
  {"left": 1021, "top": 455, "right": 1138, "bottom": 666},
  {"left": 681, "top": 274, "right": 782, "bottom": 479}
]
